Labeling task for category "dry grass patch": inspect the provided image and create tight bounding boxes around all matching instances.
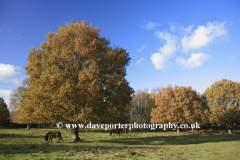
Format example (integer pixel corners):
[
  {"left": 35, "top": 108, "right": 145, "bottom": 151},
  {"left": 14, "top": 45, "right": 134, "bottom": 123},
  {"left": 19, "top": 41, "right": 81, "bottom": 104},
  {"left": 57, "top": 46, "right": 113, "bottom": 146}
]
[
  {"left": 41, "top": 141, "right": 49, "bottom": 147},
  {"left": 176, "top": 152, "right": 184, "bottom": 155},
  {"left": 211, "top": 152, "right": 220, "bottom": 155},
  {"left": 28, "top": 144, "right": 37, "bottom": 149},
  {"left": 2, "top": 154, "right": 14, "bottom": 157},
  {"left": 38, "top": 151, "right": 46, "bottom": 154}
]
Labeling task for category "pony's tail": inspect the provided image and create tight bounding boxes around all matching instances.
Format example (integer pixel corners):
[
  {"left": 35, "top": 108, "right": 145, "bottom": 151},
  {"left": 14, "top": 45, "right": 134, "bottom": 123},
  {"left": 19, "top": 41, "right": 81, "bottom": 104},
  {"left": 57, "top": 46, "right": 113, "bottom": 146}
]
[
  {"left": 45, "top": 134, "right": 48, "bottom": 141},
  {"left": 110, "top": 131, "right": 112, "bottom": 135}
]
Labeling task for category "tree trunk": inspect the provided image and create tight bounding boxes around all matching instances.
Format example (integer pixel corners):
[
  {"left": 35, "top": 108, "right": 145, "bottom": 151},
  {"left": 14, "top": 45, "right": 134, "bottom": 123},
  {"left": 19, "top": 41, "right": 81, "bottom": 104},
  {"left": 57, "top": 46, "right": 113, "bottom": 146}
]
[
  {"left": 176, "top": 124, "right": 180, "bottom": 134},
  {"left": 228, "top": 128, "right": 232, "bottom": 134},
  {"left": 72, "top": 126, "right": 82, "bottom": 142},
  {"left": 27, "top": 123, "right": 30, "bottom": 130}
]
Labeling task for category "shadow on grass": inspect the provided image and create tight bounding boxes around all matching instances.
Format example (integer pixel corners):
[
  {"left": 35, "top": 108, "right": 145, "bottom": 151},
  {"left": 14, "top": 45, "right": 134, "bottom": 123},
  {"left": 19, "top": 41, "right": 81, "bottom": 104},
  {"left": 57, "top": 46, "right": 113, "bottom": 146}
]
[
  {"left": 0, "top": 142, "right": 165, "bottom": 156},
  {"left": 0, "top": 134, "right": 41, "bottom": 139},
  {"left": 70, "top": 129, "right": 110, "bottom": 133},
  {"left": 98, "top": 132, "right": 240, "bottom": 146},
  {"left": 1, "top": 129, "right": 240, "bottom": 157}
]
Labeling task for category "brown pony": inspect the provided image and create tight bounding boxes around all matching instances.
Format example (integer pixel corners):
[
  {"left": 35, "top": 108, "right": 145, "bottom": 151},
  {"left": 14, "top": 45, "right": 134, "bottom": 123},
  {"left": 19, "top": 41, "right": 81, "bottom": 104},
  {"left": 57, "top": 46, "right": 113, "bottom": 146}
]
[
  {"left": 120, "top": 128, "right": 128, "bottom": 134},
  {"left": 110, "top": 129, "right": 121, "bottom": 136},
  {"left": 45, "top": 131, "right": 63, "bottom": 143}
]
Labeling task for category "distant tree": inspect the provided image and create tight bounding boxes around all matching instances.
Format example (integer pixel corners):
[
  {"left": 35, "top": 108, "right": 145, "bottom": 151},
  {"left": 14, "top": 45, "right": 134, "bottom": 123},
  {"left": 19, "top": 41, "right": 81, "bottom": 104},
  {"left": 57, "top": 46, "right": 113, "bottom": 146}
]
[
  {"left": 150, "top": 85, "right": 208, "bottom": 133},
  {"left": 130, "top": 87, "right": 160, "bottom": 124},
  {"left": 204, "top": 79, "right": 240, "bottom": 134},
  {"left": 9, "top": 78, "right": 35, "bottom": 129},
  {"left": 0, "top": 98, "right": 10, "bottom": 127},
  {"left": 9, "top": 78, "right": 29, "bottom": 111},
  {"left": 132, "top": 89, "right": 148, "bottom": 123},
  {"left": 21, "top": 20, "right": 134, "bottom": 142}
]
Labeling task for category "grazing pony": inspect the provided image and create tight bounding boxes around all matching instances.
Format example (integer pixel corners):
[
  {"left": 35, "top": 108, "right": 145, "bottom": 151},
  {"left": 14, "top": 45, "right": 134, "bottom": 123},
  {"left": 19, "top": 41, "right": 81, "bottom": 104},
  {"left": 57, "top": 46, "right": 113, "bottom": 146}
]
[
  {"left": 45, "top": 131, "right": 62, "bottom": 143},
  {"left": 110, "top": 129, "right": 121, "bottom": 136},
  {"left": 120, "top": 128, "right": 128, "bottom": 134}
]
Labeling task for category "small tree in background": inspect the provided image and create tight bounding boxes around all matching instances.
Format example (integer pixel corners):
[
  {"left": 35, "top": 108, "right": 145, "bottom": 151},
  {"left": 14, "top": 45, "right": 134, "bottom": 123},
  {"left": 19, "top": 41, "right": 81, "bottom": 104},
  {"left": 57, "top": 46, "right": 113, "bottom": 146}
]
[
  {"left": 9, "top": 78, "right": 34, "bottom": 129},
  {"left": 204, "top": 79, "right": 240, "bottom": 134},
  {"left": 151, "top": 85, "right": 208, "bottom": 133},
  {"left": 130, "top": 87, "right": 160, "bottom": 124},
  {"left": 0, "top": 98, "right": 10, "bottom": 127}
]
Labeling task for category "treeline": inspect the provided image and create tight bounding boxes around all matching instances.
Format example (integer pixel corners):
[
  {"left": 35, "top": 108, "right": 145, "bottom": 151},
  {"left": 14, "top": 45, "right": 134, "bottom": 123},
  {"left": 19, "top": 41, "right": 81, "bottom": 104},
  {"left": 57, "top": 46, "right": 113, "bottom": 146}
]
[
  {"left": 129, "top": 79, "right": 240, "bottom": 134},
  {"left": 2, "top": 78, "right": 240, "bottom": 135}
]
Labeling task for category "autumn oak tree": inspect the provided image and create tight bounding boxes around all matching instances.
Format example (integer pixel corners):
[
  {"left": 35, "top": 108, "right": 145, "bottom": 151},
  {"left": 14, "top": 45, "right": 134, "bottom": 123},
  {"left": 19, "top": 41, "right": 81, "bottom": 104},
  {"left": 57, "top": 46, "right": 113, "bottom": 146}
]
[
  {"left": 20, "top": 20, "right": 134, "bottom": 142},
  {"left": 204, "top": 79, "right": 240, "bottom": 134},
  {"left": 150, "top": 85, "right": 208, "bottom": 133}
]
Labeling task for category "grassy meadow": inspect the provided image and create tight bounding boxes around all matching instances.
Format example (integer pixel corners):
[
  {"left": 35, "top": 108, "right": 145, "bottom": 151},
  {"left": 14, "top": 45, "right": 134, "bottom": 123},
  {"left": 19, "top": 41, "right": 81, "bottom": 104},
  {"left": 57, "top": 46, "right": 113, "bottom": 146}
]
[{"left": 0, "top": 128, "right": 239, "bottom": 160}]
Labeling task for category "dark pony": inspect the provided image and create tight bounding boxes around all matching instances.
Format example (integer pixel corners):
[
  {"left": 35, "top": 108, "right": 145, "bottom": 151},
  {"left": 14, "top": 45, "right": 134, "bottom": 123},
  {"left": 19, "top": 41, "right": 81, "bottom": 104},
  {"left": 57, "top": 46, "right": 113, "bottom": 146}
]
[
  {"left": 110, "top": 129, "right": 121, "bottom": 136},
  {"left": 45, "top": 131, "right": 63, "bottom": 143},
  {"left": 120, "top": 128, "right": 128, "bottom": 134}
]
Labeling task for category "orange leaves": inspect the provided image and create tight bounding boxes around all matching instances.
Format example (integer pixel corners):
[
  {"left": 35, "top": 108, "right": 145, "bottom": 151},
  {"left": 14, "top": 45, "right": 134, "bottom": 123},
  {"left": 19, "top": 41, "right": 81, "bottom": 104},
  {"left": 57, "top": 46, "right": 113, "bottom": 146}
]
[
  {"left": 23, "top": 20, "right": 133, "bottom": 125},
  {"left": 151, "top": 85, "right": 207, "bottom": 124}
]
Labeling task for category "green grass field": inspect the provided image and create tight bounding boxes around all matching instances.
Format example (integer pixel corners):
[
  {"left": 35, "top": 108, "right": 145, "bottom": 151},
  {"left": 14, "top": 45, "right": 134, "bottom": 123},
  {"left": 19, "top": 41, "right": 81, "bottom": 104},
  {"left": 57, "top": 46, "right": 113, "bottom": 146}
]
[{"left": 0, "top": 128, "right": 239, "bottom": 160}]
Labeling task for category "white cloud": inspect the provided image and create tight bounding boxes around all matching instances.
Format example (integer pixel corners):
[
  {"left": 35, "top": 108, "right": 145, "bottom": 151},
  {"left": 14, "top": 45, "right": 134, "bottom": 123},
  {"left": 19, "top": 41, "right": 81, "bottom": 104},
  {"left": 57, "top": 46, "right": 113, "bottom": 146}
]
[
  {"left": 159, "top": 44, "right": 176, "bottom": 57},
  {"left": 136, "top": 58, "right": 145, "bottom": 65},
  {"left": 150, "top": 21, "right": 226, "bottom": 71},
  {"left": 155, "top": 31, "right": 177, "bottom": 57},
  {"left": 0, "top": 89, "right": 12, "bottom": 108},
  {"left": 141, "top": 22, "right": 161, "bottom": 30},
  {"left": 151, "top": 31, "right": 177, "bottom": 71},
  {"left": 138, "top": 44, "right": 147, "bottom": 52},
  {"left": 170, "top": 24, "right": 176, "bottom": 32},
  {"left": 181, "top": 22, "right": 227, "bottom": 52},
  {"left": 184, "top": 25, "right": 194, "bottom": 34},
  {"left": 151, "top": 53, "right": 167, "bottom": 70},
  {"left": 170, "top": 23, "right": 193, "bottom": 34},
  {"left": 228, "top": 56, "right": 237, "bottom": 60},
  {"left": 0, "top": 63, "right": 24, "bottom": 84},
  {"left": 176, "top": 53, "right": 211, "bottom": 69}
]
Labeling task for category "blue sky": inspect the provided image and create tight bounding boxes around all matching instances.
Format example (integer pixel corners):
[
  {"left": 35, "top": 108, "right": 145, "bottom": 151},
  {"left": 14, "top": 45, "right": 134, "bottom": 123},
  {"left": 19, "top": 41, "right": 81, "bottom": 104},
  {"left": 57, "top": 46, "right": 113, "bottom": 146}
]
[{"left": 1, "top": 0, "right": 240, "bottom": 108}]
